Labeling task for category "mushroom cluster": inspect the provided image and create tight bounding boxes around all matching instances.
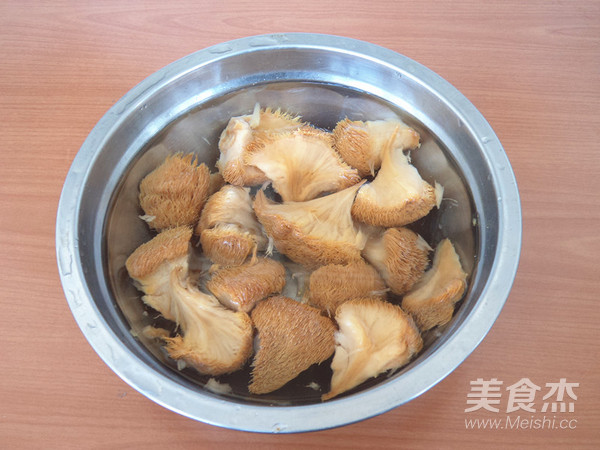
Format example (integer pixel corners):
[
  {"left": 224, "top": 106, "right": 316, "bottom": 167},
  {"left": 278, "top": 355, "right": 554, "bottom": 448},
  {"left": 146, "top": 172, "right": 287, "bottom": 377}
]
[{"left": 125, "top": 105, "right": 468, "bottom": 400}]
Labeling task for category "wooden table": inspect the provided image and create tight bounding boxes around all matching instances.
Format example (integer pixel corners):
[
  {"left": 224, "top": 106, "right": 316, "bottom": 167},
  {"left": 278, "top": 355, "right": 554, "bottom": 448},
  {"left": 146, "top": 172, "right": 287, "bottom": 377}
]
[{"left": 1, "top": 1, "right": 599, "bottom": 448}]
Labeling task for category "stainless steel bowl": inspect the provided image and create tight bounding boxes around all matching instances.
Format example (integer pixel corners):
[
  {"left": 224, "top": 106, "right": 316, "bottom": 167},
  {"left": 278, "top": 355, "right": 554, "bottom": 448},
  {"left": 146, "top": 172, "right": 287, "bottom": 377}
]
[{"left": 56, "top": 33, "right": 521, "bottom": 433}]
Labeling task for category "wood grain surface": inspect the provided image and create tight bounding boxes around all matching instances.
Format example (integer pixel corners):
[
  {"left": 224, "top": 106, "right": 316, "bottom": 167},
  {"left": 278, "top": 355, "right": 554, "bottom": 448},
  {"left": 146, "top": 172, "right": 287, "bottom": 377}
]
[{"left": 1, "top": 1, "right": 599, "bottom": 448}]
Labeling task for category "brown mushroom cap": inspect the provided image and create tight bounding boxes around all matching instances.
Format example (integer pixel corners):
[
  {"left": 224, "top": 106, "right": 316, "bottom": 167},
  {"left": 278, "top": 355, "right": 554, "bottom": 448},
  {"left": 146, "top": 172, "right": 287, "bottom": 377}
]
[
  {"left": 139, "top": 153, "right": 211, "bottom": 230},
  {"left": 253, "top": 182, "right": 368, "bottom": 269},
  {"left": 322, "top": 297, "right": 423, "bottom": 401},
  {"left": 245, "top": 127, "right": 361, "bottom": 202},
  {"left": 125, "top": 225, "right": 252, "bottom": 375},
  {"left": 125, "top": 226, "right": 192, "bottom": 322},
  {"left": 199, "top": 225, "right": 258, "bottom": 267},
  {"left": 402, "top": 239, "right": 467, "bottom": 330},
  {"left": 308, "top": 261, "right": 387, "bottom": 315},
  {"left": 216, "top": 117, "right": 268, "bottom": 186},
  {"left": 362, "top": 227, "right": 431, "bottom": 295},
  {"left": 207, "top": 257, "right": 286, "bottom": 313},
  {"left": 163, "top": 271, "right": 254, "bottom": 375},
  {"left": 196, "top": 185, "right": 267, "bottom": 266},
  {"left": 197, "top": 185, "right": 264, "bottom": 236},
  {"left": 249, "top": 296, "right": 336, "bottom": 394},
  {"left": 125, "top": 225, "right": 192, "bottom": 281},
  {"left": 216, "top": 107, "right": 305, "bottom": 186},
  {"left": 333, "top": 118, "right": 420, "bottom": 177},
  {"left": 351, "top": 147, "right": 436, "bottom": 228}
]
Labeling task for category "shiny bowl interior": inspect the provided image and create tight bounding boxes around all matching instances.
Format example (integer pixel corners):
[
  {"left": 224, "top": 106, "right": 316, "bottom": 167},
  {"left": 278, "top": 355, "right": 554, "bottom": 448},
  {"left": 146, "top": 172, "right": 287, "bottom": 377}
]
[{"left": 56, "top": 34, "right": 521, "bottom": 432}]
